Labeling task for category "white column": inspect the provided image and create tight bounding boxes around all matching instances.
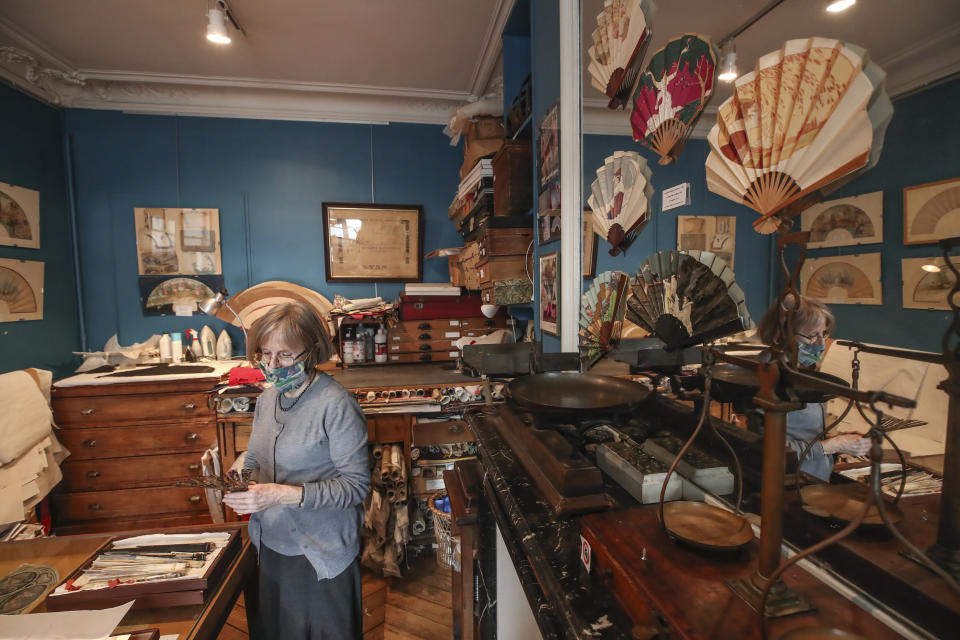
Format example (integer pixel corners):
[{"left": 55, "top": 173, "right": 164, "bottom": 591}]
[{"left": 558, "top": 0, "right": 582, "bottom": 354}]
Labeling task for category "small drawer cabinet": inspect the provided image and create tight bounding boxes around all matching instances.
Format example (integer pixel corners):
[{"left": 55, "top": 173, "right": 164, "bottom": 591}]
[{"left": 52, "top": 377, "right": 218, "bottom": 534}]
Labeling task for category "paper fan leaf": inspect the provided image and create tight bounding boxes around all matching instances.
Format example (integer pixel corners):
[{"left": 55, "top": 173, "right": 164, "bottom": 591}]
[
  {"left": 579, "top": 271, "right": 631, "bottom": 366},
  {"left": 589, "top": 151, "right": 654, "bottom": 255},
  {"left": 631, "top": 33, "right": 718, "bottom": 164},
  {"left": 705, "top": 37, "right": 892, "bottom": 233},
  {"left": 625, "top": 250, "right": 751, "bottom": 348},
  {"left": 588, "top": 0, "right": 658, "bottom": 109}
]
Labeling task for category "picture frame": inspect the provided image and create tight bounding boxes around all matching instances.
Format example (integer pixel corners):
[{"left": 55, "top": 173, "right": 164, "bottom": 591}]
[
  {"left": 583, "top": 209, "right": 598, "bottom": 278},
  {"left": 138, "top": 274, "right": 225, "bottom": 317},
  {"left": 538, "top": 181, "right": 561, "bottom": 244},
  {"left": 801, "top": 191, "right": 883, "bottom": 249},
  {"left": 901, "top": 256, "right": 958, "bottom": 310},
  {"left": 800, "top": 253, "right": 882, "bottom": 306},
  {"left": 677, "top": 215, "right": 736, "bottom": 268},
  {"left": 903, "top": 177, "right": 960, "bottom": 245},
  {"left": 537, "top": 102, "right": 559, "bottom": 189},
  {"left": 539, "top": 251, "right": 559, "bottom": 336},
  {"left": 0, "top": 257, "right": 43, "bottom": 322},
  {"left": 0, "top": 181, "right": 40, "bottom": 249},
  {"left": 135, "top": 208, "right": 222, "bottom": 275},
  {"left": 322, "top": 202, "right": 423, "bottom": 282}
]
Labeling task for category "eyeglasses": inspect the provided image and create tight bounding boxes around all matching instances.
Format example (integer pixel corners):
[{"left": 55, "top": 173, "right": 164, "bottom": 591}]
[
  {"left": 259, "top": 348, "right": 306, "bottom": 367},
  {"left": 795, "top": 331, "right": 829, "bottom": 344}
]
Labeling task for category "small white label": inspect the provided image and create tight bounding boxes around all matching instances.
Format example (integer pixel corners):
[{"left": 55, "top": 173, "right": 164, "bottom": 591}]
[
  {"left": 444, "top": 331, "right": 461, "bottom": 338},
  {"left": 390, "top": 345, "right": 400, "bottom": 351},
  {"left": 448, "top": 351, "right": 459, "bottom": 357},
  {"left": 173, "top": 304, "right": 194, "bottom": 317},
  {"left": 391, "top": 336, "right": 401, "bottom": 342},
  {"left": 449, "top": 320, "right": 460, "bottom": 326},
  {"left": 662, "top": 182, "right": 690, "bottom": 211},
  {"left": 580, "top": 535, "right": 591, "bottom": 573},
  {"left": 449, "top": 341, "right": 458, "bottom": 347},
  {"left": 390, "top": 355, "right": 400, "bottom": 361}
]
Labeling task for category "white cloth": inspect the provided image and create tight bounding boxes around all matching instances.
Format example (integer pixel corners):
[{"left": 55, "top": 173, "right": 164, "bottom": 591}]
[
  {"left": 0, "top": 370, "right": 55, "bottom": 465},
  {"left": 0, "top": 434, "right": 67, "bottom": 526}
]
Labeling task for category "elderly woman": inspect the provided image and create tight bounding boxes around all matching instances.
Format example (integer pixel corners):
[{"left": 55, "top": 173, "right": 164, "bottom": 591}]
[
  {"left": 222, "top": 302, "right": 369, "bottom": 640},
  {"left": 751, "top": 296, "right": 870, "bottom": 481}
]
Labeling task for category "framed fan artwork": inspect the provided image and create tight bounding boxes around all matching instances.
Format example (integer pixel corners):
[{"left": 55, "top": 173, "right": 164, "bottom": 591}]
[
  {"left": 538, "top": 181, "right": 562, "bottom": 244},
  {"left": 539, "top": 251, "right": 559, "bottom": 336},
  {"left": 0, "top": 181, "right": 40, "bottom": 249},
  {"left": 322, "top": 203, "right": 423, "bottom": 282},
  {"left": 903, "top": 177, "right": 960, "bottom": 245},
  {"left": 138, "top": 274, "right": 224, "bottom": 316},
  {"left": 135, "top": 208, "right": 222, "bottom": 275},
  {"left": 583, "top": 210, "right": 599, "bottom": 278},
  {"left": 0, "top": 258, "right": 43, "bottom": 322},
  {"left": 537, "top": 103, "right": 560, "bottom": 189},
  {"left": 902, "top": 257, "right": 958, "bottom": 310},
  {"left": 801, "top": 191, "right": 883, "bottom": 249},
  {"left": 676, "top": 216, "right": 735, "bottom": 268},
  {"left": 800, "top": 253, "right": 882, "bottom": 306}
]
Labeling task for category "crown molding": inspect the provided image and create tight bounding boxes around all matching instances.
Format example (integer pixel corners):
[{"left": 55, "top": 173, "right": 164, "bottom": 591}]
[
  {"left": 879, "top": 23, "right": 960, "bottom": 97},
  {"left": 468, "top": 0, "right": 514, "bottom": 99}
]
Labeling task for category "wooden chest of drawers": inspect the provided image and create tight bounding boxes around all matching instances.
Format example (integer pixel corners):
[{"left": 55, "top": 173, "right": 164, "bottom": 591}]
[{"left": 52, "top": 377, "right": 218, "bottom": 534}]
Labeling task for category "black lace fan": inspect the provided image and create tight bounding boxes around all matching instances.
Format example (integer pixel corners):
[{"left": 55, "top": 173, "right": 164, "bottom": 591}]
[{"left": 626, "top": 250, "right": 752, "bottom": 349}]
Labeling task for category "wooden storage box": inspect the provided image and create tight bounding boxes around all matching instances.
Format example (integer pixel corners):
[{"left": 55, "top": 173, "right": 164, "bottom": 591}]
[
  {"left": 478, "top": 226, "right": 533, "bottom": 258},
  {"left": 477, "top": 254, "right": 532, "bottom": 285},
  {"left": 492, "top": 140, "right": 533, "bottom": 216},
  {"left": 45, "top": 529, "right": 241, "bottom": 611},
  {"left": 461, "top": 118, "right": 505, "bottom": 180},
  {"left": 458, "top": 241, "right": 481, "bottom": 290},
  {"left": 480, "top": 279, "right": 533, "bottom": 306}
]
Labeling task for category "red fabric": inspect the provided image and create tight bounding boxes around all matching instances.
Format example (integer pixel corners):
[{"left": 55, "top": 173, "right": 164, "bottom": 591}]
[{"left": 228, "top": 366, "right": 265, "bottom": 386}]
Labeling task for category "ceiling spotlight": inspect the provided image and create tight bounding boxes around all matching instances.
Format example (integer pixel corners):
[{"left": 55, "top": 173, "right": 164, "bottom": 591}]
[
  {"left": 206, "top": 7, "right": 231, "bottom": 44},
  {"left": 826, "top": 0, "right": 856, "bottom": 12},
  {"left": 922, "top": 263, "right": 942, "bottom": 273},
  {"left": 718, "top": 41, "right": 738, "bottom": 83}
]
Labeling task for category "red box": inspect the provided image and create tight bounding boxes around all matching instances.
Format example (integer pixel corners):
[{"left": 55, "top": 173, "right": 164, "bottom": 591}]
[{"left": 399, "top": 294, "right": 483, "bottom": 320}]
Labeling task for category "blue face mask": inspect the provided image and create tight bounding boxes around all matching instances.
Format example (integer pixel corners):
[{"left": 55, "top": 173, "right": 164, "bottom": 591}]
[
  {"left": 259, "top": 361, "right": 308, "bottom": 393},
  {"left": 798, "top": 342, "right": 825, "bottom": 367}
]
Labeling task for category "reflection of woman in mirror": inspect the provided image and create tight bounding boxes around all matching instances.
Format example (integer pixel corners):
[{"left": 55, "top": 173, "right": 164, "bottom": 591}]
[{"left": 746, "top": 296, "right": 870, "bottom": 481}]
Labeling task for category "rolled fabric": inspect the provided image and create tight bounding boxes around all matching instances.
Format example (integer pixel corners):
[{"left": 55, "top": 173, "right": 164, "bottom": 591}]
[
  {"left": 218, "top": 397, "right": 233, "bottom": 413},
  {"left": 401, "top": 389, "right": 411, "bottom": 399},
  {"left": 366, "top": 391, "right": 376, "bottom": 402},
  {"left": 432, "top": 388, "right": 442, "bottom": 401},
  {"left": 388, "top": 445, "right": 403, "bottom": 481},
  {"left": 232, "top": 396, "right": 250, "bottom": 412},
  {"left": 372, "top": 444, "right": 384, "bottom": 459},
  {"left": 410, "top": 447, "right": 420, "bottom": 461}
]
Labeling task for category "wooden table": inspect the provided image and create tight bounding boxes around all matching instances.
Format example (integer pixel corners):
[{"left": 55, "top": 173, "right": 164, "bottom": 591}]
[{"left": 0, "top": 523, "right": 254, "bottom": 640}]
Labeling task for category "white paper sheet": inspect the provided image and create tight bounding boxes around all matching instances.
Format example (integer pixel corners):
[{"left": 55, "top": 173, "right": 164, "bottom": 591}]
[{"left": 0, "top": 600, "right": 133, "bottom": 639}]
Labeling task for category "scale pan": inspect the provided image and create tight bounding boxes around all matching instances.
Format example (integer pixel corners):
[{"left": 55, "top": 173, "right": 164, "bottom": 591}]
[
  {"left": 799, "top": 483, "right": 903, "bottom": 526},
  {"left": 661, "top": 501, "right": 753, "bottom": 551},
  {"left": 507, "top": 372, "right": 649, "bottom": 416},
  {"left": 705, "top": 364, "right": 850, "bottom": 403}
]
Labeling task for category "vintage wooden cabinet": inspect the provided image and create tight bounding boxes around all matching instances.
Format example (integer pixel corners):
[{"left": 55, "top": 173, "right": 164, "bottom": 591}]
[{"left": 51, "top": 377, "right": 218, "bottom": 534}]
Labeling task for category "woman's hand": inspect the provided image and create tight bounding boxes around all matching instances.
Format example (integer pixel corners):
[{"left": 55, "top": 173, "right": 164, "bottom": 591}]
[
  {"left": 822, "top": 434, "right": 871, "bottom": 457},
  {"left": 221, "top": 482, "right": 303, "bottom": 515}
]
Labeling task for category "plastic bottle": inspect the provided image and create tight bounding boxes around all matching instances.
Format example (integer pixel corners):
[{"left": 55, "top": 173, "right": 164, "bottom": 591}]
[
  {"left": 189, "top": 330, "right": 203, "bottom": 359},
  {"left": 375, "top": 324, "right": 387, "bottom": 363},
  {"left": 342, "top": 326, "right": 355, "bottom": 364},
  {"left": 216, "top": 330, "right": 232, "bottom": 360},
  {"left": 171, "top": 333, "right": 184, "bottom": 363},
  {"left": 200, "top": 325, "right": 216, "bottom": 357},
  {"left": 159, "top": 333, "right": 172, "bottom": 363},
  {"left": 352, "top": 332, "right": 365, "bottom": 363},
  {"left": 364, "top": 328, "right": 374, "bottom": 361}
]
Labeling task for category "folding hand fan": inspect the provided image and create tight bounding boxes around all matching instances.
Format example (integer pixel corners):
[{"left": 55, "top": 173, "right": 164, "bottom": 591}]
[
  {"left": 588, "top": 0, "right": 658, "bottom": 109},
  {"left": 579, "top": 271, "right": 630, "bottom": 366},
  {"left": 704, "top": 37, "right": 893, "bottom": 234},
  {"left": 587, "top": 151, "right": 654, "bottom": 256},
  {"left": 214, "top": 281, "right": 335, "bottom": 339},
  {"left": 626, "top": 250, "right": 752, "bottom": 349},
  {"left": 631, "top": 33, "right": 717, "bottom": 165}
]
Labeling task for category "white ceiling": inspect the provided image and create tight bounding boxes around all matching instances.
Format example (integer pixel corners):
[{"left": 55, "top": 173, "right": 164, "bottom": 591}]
[{"left": 0, "top": 0, "right": 958, "bottom": 134}]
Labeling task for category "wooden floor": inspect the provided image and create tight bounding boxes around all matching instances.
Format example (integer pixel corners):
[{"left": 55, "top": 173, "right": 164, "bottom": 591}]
[{"left": 217, "top": 555, "right": 453, "bottom": 640}]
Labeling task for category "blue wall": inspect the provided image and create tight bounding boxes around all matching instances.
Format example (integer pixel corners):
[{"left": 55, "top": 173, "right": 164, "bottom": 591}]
[
  {"left": 62, "top": 111, "right": 462, "bottom": 352},
  {"left": 781, "top": 78, "right": 960, "bottom": 353},
  {"left": 0, "top": 82, "right": 79, "bottom": 376}
]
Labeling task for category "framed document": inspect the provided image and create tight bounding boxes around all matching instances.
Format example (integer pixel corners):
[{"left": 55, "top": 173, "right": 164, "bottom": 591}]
[
  {"left": 322, "top": 203, "right": 424, "bottom": 282},
  {"left": 134, "top": 208, "right": 222, "bottom": 275}
]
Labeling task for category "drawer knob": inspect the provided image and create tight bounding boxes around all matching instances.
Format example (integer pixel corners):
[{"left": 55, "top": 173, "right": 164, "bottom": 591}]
[
  {"left": 89, "top": 503, "right": 102, "bottom": 511},
  {"left": 188, "top": 463, "right": 201, "bottom": 471},
  {"left": 418, "top": 333, "right": 432, "bottom": 340},
  {"left": 189, "top": 495, "right": 203, "bottom": 504},
  {"left": 418, "top": 344, "right": 432, "bottom": 351},
  {"left": 82, "top": 439, "right": 97, "bottom": 448},
  {"left": 185, "top": 432, "right": 200, "bottom": 442},
  {"left": 417, "top": 322, "right": 431, "bottom": 330},
  {"left": 183, "top": 402, "right": 197, "bottom": 411},
  {"left": 80, "top": 408, "right": 95, "bottom": 416},
  {"left": 85, "top": 470, "right": 100, "bottom": 479},
  {"left": 418, "top": 354, "right": 432, "bottom": 362}
]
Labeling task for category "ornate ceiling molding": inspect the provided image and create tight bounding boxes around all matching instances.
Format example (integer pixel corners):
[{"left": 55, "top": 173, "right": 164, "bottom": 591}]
[{"left": 468, "top": 0, "right": 514, "bottom": 99}]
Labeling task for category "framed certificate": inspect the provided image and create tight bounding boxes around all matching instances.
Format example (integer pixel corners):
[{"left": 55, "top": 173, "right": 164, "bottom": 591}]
[{"left": 322, "top": 203, "right": 424, "bottom": 282}]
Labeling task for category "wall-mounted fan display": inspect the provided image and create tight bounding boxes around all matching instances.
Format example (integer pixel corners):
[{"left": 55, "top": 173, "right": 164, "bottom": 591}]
[
  {"left": 579, "top": 271, "right": 630, "bottom": 367},
  {"left": 704, "top": 37, "right": 893, "bottom": 234},
  {"left": 587, "top": 0, "right": 657, "bottom": 109},
  {"left": 626, "top": 250, "right": 751, "bottom": 349},
  {"left": 631, "top": 33, "right": 717, "bottom": 165},
  {"left": 587, "top": 151, "right": 654, "bottom": 256}
]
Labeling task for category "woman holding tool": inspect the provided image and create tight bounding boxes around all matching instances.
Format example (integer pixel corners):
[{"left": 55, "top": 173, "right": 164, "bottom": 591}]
[{"left": 222, "top": 302, "right": 368, "bottom": 640}]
